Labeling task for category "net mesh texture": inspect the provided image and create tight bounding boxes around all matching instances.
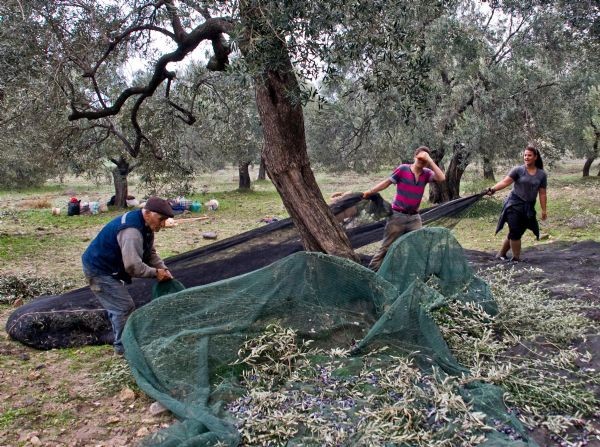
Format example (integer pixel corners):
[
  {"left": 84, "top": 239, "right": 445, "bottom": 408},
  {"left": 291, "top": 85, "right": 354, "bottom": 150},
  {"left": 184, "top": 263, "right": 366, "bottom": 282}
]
[{"left": 123, "top": 227, "right": 533, "bottom": 446}]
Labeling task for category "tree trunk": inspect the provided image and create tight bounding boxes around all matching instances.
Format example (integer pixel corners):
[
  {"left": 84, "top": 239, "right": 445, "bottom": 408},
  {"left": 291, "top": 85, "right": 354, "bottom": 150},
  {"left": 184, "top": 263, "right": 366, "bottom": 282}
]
[
  {"left": 583, "top": 157, "right": 595, "bottom": 177},
  {"left": 112, "top": 169, "right": 128, "bottom": 208},
  {"left": 446, "top": 145, "right": 471, "bottom": 200},
  {"left": 257, "top": 155, "right": 267, "bottom": 181},
  {"left": 587, "top": 129, "right": 600, "bottom": 176},
  {"left": 238, "top": 161, "right": 251, "bottom": 190},
  {"left": 110, "top": 156, "right": 132, "bottom": 208},
  {"left": 240, "top": 2, "right": 356, "bottom": 261},
  {"left": 483, "top": 156, "right": 495, "bottom": 181},
  {"left": 595, "top": 125, "right": 600, "bottom": 176},
  {"left": 428, "top": 147, "right": 447, "bottom": 203},
  {"left": 253, "top": 71, "right": 357, "bottom": 261},
  {"left": 429, "top": 144, "right": 470, "bottom": 203}
]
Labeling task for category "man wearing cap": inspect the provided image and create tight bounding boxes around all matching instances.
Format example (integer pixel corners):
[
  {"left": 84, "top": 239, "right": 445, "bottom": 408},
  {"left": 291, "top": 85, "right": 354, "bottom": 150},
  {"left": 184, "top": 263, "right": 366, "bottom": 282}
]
[{"left": 82, "top": 197, "right": 175, "bottom": 355}]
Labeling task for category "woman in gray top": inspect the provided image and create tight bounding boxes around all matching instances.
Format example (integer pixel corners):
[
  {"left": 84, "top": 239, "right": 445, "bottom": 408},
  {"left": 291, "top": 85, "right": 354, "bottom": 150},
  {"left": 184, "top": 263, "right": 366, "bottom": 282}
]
[{"left": 486, "top": 146, "right": 548, "bottom": 262}]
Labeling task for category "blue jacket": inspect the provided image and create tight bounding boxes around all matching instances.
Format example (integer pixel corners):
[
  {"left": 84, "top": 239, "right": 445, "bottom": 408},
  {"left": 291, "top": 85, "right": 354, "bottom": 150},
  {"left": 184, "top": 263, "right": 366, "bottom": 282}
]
[{"left": 82, "top": 209, "right": 154, "bottom": 283}]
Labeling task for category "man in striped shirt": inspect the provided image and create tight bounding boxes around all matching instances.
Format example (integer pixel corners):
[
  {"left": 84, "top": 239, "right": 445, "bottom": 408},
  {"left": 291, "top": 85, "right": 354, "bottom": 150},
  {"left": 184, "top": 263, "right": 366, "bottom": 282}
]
[{"left": 363, "top": 146, "right": 446, "bottom": 271}]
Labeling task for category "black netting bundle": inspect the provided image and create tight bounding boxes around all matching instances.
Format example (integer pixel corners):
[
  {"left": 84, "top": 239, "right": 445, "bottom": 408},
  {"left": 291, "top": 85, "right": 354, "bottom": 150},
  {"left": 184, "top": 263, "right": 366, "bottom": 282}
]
[{"left": 5, "top": 193, "right": 482, "bottom": 350}]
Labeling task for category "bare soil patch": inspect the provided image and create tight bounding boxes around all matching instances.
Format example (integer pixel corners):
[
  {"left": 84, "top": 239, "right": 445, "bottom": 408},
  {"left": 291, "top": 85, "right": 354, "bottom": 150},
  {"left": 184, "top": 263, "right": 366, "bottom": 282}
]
[
  {"left": 466, "top": 240, "right": 600, "bottom": 319},
  {"left": 1, "top": 240, "right": 598, "bottom": 446},
  {"left": 0, "top": 310, "right": 175, "bottom": 447}
]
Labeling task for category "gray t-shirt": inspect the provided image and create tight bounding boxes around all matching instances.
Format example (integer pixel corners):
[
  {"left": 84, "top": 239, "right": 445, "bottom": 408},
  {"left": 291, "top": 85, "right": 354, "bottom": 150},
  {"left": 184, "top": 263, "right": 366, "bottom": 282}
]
[{"left": 509, "top": 165, "right": 547, "bottom": 203}]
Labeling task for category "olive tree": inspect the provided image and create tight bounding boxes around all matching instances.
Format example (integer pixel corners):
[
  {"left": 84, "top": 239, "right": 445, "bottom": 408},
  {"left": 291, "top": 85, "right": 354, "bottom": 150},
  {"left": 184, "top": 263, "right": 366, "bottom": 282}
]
[
  {"left": 169, "top": 65, "right": 263, "bottom": 190},
  {"left": 36, "top": 0, "right": 448, "bottom": 260}
]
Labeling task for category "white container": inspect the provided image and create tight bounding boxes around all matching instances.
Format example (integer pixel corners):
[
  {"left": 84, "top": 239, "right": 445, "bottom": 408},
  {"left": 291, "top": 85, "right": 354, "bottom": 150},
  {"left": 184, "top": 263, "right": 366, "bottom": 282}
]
[{"left": 89, "top": 201, "right": 100, "bottom": 214}]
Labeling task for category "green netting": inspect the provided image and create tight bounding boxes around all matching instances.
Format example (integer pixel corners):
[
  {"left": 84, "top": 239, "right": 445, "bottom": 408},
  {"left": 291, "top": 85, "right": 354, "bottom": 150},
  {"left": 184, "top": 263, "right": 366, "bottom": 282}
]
[
  {"left": 122, "top": 227, "right": 536, "bottom": 446},
  {"left": 377, "top": 227, "right": 498, "bottom": 317},
  {"left": 152, "top": 279, "right": 187, "bottom": 300}
]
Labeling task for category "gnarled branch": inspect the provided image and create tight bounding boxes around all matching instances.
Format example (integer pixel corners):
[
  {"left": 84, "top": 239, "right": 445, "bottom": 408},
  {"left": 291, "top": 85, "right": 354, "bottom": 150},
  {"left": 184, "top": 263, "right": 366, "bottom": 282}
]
[{"left": 69, "top": 17, "right": 235, "bottom": 123}]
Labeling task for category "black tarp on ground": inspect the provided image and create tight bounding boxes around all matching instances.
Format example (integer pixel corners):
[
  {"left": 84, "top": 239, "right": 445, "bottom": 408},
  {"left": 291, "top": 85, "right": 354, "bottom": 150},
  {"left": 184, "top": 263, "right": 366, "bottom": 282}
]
[{"left": 6, "top": 193, "right": 482, "bottom": 349}]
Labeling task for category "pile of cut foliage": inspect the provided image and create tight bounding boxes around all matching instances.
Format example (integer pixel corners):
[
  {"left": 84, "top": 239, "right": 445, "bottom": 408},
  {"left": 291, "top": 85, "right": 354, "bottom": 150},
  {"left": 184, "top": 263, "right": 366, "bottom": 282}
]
[{"left": 225, "top": 266, "right": 599, "bottom": 446}]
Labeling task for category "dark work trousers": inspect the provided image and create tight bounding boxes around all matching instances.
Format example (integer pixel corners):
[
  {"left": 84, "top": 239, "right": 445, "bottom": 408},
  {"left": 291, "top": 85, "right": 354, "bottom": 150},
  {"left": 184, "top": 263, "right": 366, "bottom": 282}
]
[{"left": 84, "top": 269, "right": 135, "bottom": 354}]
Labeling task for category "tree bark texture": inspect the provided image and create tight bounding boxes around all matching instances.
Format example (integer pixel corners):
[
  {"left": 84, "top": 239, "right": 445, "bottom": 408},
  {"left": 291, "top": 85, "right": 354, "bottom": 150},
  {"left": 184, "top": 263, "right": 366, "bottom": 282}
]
[
  {"left": 445, "top": 147, "right": 471, "bottom": 200},
  {"left": 583, "top": 157, "right": 595, "bottom": 177},
  {"left": 111, "top": 157, "right": 132, "bottom": 208},
  {"left": 429, "top": 89, "right": 475, "bottom": 203},
  {"left": 585, "top": 127, "right": 600, "bottom": 176},
  {"left": 238, "top": 161, "right": 251, "bottom": 190},
  {"left": 584, "top": 129, "right": 600, "bottom": 176},
  {"left": 428, "top": 180, "right": 451, "bottom": 204},
  {"left": 428, "top": 146, "right": 470, "bottom": 203},
  {"left": 257, "top": 155, "right": 267, "bottom": 181},
  {"left": 483, "top": 156, "right": 495, "bottom": 181},
  {"left": 428, "top": 147, "right": 447, "bottom": 203},
  {"left": 253, "top": 69, "right": 358, "bottom": 261},
  {"left": 595, "top": 124, "right": 600, "bottom": 176}
]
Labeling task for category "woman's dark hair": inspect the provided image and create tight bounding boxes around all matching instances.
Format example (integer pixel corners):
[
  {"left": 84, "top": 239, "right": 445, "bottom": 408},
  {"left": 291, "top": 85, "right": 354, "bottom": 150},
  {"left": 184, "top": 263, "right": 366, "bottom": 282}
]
[{"left": 525, "top": 145, "right": 543, "bottom": 170}]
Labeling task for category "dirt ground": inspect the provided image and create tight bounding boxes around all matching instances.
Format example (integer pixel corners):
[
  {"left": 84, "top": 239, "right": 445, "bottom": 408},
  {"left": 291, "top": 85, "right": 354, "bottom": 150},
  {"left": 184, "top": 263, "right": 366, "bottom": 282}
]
[
  {"left": 466, "top": 240, "right": 600, "bottom": 322},
  {"left": 466, "top": 241, "right": 600, "bottom": 447},
  {"left": 0, "top": 314, "right": 176, "bottom": 446},
  {"left": 1, "top": 241, "right": 599, "bottom": 446}
]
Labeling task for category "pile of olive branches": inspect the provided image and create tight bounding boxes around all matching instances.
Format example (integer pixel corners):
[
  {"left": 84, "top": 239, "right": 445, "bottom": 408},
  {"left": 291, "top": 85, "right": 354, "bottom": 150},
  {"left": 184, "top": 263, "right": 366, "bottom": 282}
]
[
  {"left": 433, "top": 265, "right": 599, "bottom": 446},
  {"left": 222, "top": 266, "right": 599, "bottom": 446},
  {"left": 227, "top": 325, "right": 498, "bottom": 446}
]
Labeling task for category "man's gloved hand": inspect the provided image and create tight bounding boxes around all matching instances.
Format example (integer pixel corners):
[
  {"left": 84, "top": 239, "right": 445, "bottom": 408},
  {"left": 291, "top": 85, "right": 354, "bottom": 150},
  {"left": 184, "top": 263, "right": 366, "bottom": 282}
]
[{"left": 483, "top": 187, "right": 495, "bottom": 196}]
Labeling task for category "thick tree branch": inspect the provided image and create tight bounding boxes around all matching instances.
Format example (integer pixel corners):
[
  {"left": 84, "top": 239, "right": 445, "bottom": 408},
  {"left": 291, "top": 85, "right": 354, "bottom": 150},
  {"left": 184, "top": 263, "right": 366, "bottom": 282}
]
[
  {"left": 130, "top": 93, "right": 151, "bottom": 157},
  {"left": 164, "top": 0, "right": 187, "bottom": 43},
  {"left": 85, "top": 25, "right": 177, "bottom": 78},
  {"left": 69, "top": 17, "right": 235, "bottom": 122}
]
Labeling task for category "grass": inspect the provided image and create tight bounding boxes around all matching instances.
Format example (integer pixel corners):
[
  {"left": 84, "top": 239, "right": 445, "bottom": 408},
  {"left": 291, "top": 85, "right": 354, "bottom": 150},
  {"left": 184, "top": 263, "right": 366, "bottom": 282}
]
[
  {"left": 1, "top": 163, "right": 598, "bottom": 277},
  {"left": 0, "top": 166, "right": 593, "bottom": 276},
  {"left": 0, "top": 161, "right": 599, "bottom": 445},
  {"left": 0, "top": 183, "right": 73, "bottom": 198},
  {"left": 0, "top": 234, "right": 83, "bottom": 262},
  {"left": 0, "top": 408, "right": 31, "bottom": 430},
  {"left": 10, "top": 209, "right": 114, "bottom": 228}
]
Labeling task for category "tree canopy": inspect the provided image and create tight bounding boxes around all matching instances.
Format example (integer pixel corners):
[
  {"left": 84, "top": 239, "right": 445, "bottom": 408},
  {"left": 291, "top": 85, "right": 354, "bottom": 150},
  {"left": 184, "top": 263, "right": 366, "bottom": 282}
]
[{"left": 1, "top": 0, "right": 599, "bottom": 254}]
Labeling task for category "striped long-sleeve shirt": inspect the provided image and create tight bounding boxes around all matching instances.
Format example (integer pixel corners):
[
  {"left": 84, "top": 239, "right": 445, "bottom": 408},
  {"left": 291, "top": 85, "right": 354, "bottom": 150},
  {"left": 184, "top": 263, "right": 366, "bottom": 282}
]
[{"left": 389, "top": 164, "right": 435, "bottom": 213}]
